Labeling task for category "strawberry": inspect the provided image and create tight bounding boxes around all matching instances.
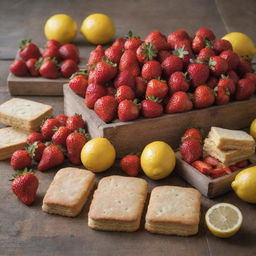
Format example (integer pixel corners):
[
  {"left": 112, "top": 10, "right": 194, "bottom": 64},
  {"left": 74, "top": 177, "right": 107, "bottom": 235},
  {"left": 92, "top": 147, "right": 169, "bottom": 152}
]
[
  {"left": 192, "top": 36, "right": 208, "bottom": 53},
  {"left": 45, "top": 39, "right": 62, "bottom": 49},
  {"left": 120, "top": 155, "right": 140, "bottom": 176},
  {"left": 217, "top": 75, "right": 236, "bottom": 95},
  {"left": 115, "top": 85, "right": 135, "bottom": 103},
  {"left": 66, "top": 114, "right": 85, "bottom": 131},
  {"left": 222, "top": 167, "right": 232, "bottom": 174},
  {"left": 167, "top": 29, "right": 190, "bottom": 49},
  {"left": 165, "top": 91, "right": 193, "bottom": 114},
  {"left": 235, "top": 160, "right": 249, "bottom": 168},
  {"left": 161, "top": 55, "right": 183, "bottom": 77},
  {"left": 192, "top": 160, "right": 212, "bottom": 174},
  {"left": 66, "top": 130, "right": 87, "bottom": 165},
  {"left": 135, "top": 76, "right": 147, "bottom": 98},
  {"left": 180, "top": 139, "right": 202, "bottom": 164},
  {"left": 182, "top": 128, "right": 202, "bottom": 142},
  {"left": 208, "top": 167, "right": 226, "bottom": 179},
  {"left": 55, "top": 114, "right": 68, "bottom": 126},
  {"left": 145, "top": 30, "right": 169, "bottom": 51},
  {"left": 38, "top": 58, "right": 60, "bottom": 79},
  {"left": 42, "top": 46, "right": 61, "bottom": 60},
  {"left": 27, "top": 132, "right": 44, "bottom": 144},
  {"left": 230, "top": 165, "right": 240, "bottom": 172},
  {"left": 204, "top": 156, "right": 221, "bottom": 167},
  {"left": 146, "top": 78, "right": 168, "bottom": 99},
  {"left": 52, "top": 126, "right": 71, "bottom": 147},
  {"left": 213, "top": 39, "right": 232, "bottom": 54},
  {"left": 105, "top": 45, "right": 123, "bottom": 64},
  {"left": 41, "top": 118, "right": 61, "bottom": 140},
  {"left": 87, "top": 45, "right": 104, "bottom": 66},
  {"left": 219, "top": 50, "right": 240, "bottom": 71},
  {"left": 168, "top": 72, "right": 189, "bottom": 94},
  {"left": 85, "top": 83, "right": 107, "bottom": 108},
  {"left": 237, "top": 56, "right": 253, "bottom": 76},
  {"left": 196, "top": 48, "right": 215, "bottom": 62},
  {"left": 27, "top": 141, "right": 46, "bottom": 162},
  {"left": 173, "top": 39, "right": 192, "bottom": 50},
  {"left": 10, "top": 59, "right": 29, "bottom": 76},
  {"left": 119, "top": 50, "right": 140, "bottom": 76},
  {"left": 244, "top": 73, "right": 256, "bottom": 92},
  {"left": 235, "top": 78, "right": 255, "bottom": 100},
  {"left": 106, "top": 86, "right": 116, "bottom": 96},
  {"left": 215, "top": 85, "right": 230, "bottom": 105},
  {"left": 112, "top": 38, "right": 126, "bottom": 49},
  {"left": 69, "top": 71, "right": 88, "bottom": 97},
  {"left": 209, "top": 56, "right": 228, "bottom": 76},
  {"left": 118, "top": 100, "right": 140, "bottom": 121},
  {"left": 61, "top": 59, "right": 79, "bottom": 78},
  {"left": 227, "top": 70, "right": 239, "bottom": 85},
  {"left": 207, "top": 76, "right": 218, "bottom": 89},
  {"left": 195, "top": 28, "right": 216, "bottom": 41},
  {"left": 11, "top": 150, "right": 32, "bottom": 170},
  {"left": 157, "top": 50, "right": 171, "bottom": 63},
  {"left": 124, "top": 30, "right": 142, "bottom": 50},
  {"left": 18, "top": 40, "right": 41, "bottom": 60},
  {"left": 141, "top": 97, "right": 163, "bottom": 118},
  {"left": 136, "top": 42, "right": 157, "bottom": 63},
  {"left": 187, "top": 63, "right": 209, "bottom": 87},
  {"left": 114, "top": 70, "right": 135, "bottom": 89},
  {"left": 173, "top": 46, "right": 193, "bottom": 68},
  {"left": 142, "top": 60, "right": 162, "bottom": 80},
  {"left": 26, "top": 58, "right": 40, "bottom": 77},
  {"left": 11, "top": 169, "right": 39, "bottom": 205},
  {"left": 59, "top": 44, "right": 79, "bottom": 63},
  {"left": 37, "top": 145, "right": 64, "bottom": 171},
  {"left": 94, "top": 96, "right": 118, "bottom": 123},
  {"left": 193, "top": 85, "right": 215, "bottom": 109}
]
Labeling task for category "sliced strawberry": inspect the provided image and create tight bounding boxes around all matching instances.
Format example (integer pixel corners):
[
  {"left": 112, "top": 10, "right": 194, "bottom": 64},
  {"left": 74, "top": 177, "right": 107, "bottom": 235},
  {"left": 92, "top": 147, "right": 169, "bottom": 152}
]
[
  {"left": 192, "top": 160, "right": 212, "bottom": 174},
  {"left": 235, "top": 160, "right": 249, "bottom": 168},
  {"left": 203, "top": 156, "right": 221, "bottom": 168}
]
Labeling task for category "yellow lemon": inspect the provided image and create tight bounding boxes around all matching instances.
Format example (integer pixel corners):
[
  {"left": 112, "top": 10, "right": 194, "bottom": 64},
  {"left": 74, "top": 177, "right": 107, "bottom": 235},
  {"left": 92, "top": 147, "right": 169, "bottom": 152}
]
[
  {"left": 44, "top": 14, "right": 77, "bottom": 44},
  {"left": 231, "top": 166, "right": 256, "bottom": 203},
  {"left": 222, "top": 32, "right": 256, "bottom": 58},
  {"left": 250, "top": 119, "right": 256, "bottom": 139},
  {"left": 205, "top": 203, "right": 243, "bottom": 238},
  {"left": 140, "top": 141, "right": 176, "bottom": 180},
  {"left": 80, "top": 13, "right": 115, "bottom": 44},
  {"left": 80, "top": 137, "right": 116, "bottom": 172}
]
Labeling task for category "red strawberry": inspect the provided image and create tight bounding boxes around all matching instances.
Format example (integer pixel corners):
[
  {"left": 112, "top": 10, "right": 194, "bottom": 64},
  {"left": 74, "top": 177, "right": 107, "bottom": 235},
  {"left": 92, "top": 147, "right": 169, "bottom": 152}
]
[
  {"left": 10, "top": 59, "right": 29, "bottom": 76},
  {"left": 27, "top": 141, "right": 46, "bottom": 162},
  {"left": 196, "top": 48, "right": 215, "bottom": 62},
  {"left": 85, "top": 83, "right": 107, "bottom": 108},
  {"left": 87, "top": 45, "right": 104, "bottom": 66},
  {"left": 235, "top": 160, "right": 249, "bottom": 168},
  {"left": 146, "top": 78, "right": 168, "bottom": 99},
  {"left": 182, "top": 128, "right": 202, "bottom": 142},
  {"left": 55, "top": 114, "right": 68, "bottom": 126},
  {"left": 11, "top": 170, "right": 39, "bottom": 205},
  {"left": 124, "top": 30, "right": 142, "bottom": 50},
  {"left": 161, "top": 55, "right": 183, "bottom": 77},
  {"left": 61, "top": 59, "right": 79, "bottom": 78},
  {"left": 235, "top": 78, "right": 255, "bottom": 100},
  {"left": 165, "top": 91, "right": 193, "bottom": 114},
  {"left": 42, "top": 46, "right": 61, "bottom": 60},
  {"left": 59, "top": 44, "right": 79, "bottom": 63},
  {"left": 41, "top": 118, "right": 61, "bottom": 140},
  {"left": 105, "top": 45, "right": 123, "bottom": 64},
  {"left": 217, "top": 76, "right": 236, "bottom": 95},
  {"left": 208, "top": 167, "right": 226, "bottom": 178},
  {"left": 106, "top": 86, "right": 116, "bottom": 96},
  {"left": 215, "top": 85, "right": 230, "bottom": 105},
  {"left": 230, "top": 165, "right": 240, "bottom": 172},
  {"left": 168, "top": 72, "right": 189, "bottom": 94},
  {"left": 207, "top": 76, "right": 218, "bottom": 89},
  {"left": 135, "top": 76, "right": 147, "bottom": 98},
  {"left": 37, "top": 145, "right": 64, "bottom": 171},
  {"left": 219, "top": 50, "right": 240, "bottom": 71},
  {"left": 66, "top": 114, "right": 85, "bottom": 131},
  {"left": 187, "top": 63, "right": 209, "bottom": 87},
  {"left": 167, "top": 29, "right": 190, "bottom": 49},
  {"left": 45, "top": 39, "right": 62, "bottom": 49},
  {"left": 237, "top": 57, "right": 253, "bottom": 76},
  {"left": 10, "top": 150, "right": 32, "bottom": 170},
  {"left": 227, "top": 70, "right": 239, "bottom": 85},
  {"left": 195, "top": 28, "right": 216, "bottom": 41},
  {"left": 120, "top": 155, "right": 140, "bottom": 176},
  {"left": 38, "top": 58, "right": 60, "bottom": 79},
  {"left": 213, "top": 39, "right": 232, "bottom": 54},
  {"left": 244, "top": 73, "right": 256, "bottom": 92},
  {"left": 118, "top": 100, "right": 140, "bottom": 121},
  {"left": 52, "top": 126, "right": 71, "bottom": 147},
  {"left": 112, "top": 38, "right": 126, "bottom": 49},
  {"left": 66, "top": 131, "right": 87, "bottom": 165},
  {"left": 145, "top": 30, "right": 169, "bottom": 51},
  {"left": 180, "top": 139, "right": 202, "bottom": 164},
  {"left": 27, "top": 132, "right": 44, "bottom": 144},
  {"left": 69, "top": 71, "right": 88, "bottom": 97},
  {"left": 136, "top": 42, "right": 157, "bottom": 63},
  {"left": 115, "top": 85, "right": 135, "bottom": 103},
  {"left": 18, "top": 40, "right": 41, "bottom": 60},
  {"left": 142, "top": 60, "right": 162, "bottom": 80},
  {"left": 209, "top": 56, "right": 228, "bottom": 76},
  {"left": 26, "top": 58, "right": 40, "bottom": 77},
  {"left": 94, "top": 96, "right": 118, "bottom": 123},
  {"left": 192, "top": 160, "right": 212, "bottom": 174},
  {"left": 157, "top": 50, "right": 171, "bottom": 63},
  {"left": 192, "top": 36, "right": 207, "bottom": 53},
  {"left": 204, "top": 156, "right": 221, "bottom": 167},
  {"left": 173, "top": 46, "right": 194, "bottom": 68},
  {"left": 119, "top": 49, "right": 140, "bottom": 76},
  {"left": 141, "top": 97, "right": 163, "bottom": 118},
  {"left": 114, "top": 70, "right": 135, "bottom": 89},
  {"left": 193, "top": 85, "right": 215, "bottom": 108}
]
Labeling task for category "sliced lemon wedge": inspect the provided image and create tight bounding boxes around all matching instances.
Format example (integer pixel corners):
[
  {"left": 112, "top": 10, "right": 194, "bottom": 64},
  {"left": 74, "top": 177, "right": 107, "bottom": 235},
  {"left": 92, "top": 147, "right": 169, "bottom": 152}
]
[{"left": 205, "top": 203, "right": 243, "bottom": 238}]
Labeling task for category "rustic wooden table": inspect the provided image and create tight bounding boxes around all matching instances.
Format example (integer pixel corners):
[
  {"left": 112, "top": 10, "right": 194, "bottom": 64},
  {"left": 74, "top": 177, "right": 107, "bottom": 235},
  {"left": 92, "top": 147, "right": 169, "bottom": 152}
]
[{"left": 0, "top": 1, "right": 256, "bottom": 255}]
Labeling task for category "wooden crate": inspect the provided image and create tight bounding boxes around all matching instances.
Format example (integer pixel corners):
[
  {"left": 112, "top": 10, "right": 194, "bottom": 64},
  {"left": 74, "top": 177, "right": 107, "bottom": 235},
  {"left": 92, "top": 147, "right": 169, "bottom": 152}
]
[{"left": 63, "top": 84, "right": 256, "bottom": 158}]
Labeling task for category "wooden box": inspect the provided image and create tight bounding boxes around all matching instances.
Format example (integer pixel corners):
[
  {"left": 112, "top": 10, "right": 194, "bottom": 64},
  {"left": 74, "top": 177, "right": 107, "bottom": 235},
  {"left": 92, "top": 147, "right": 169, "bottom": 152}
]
[{"left": 63, "top": 84, "right": 256, "bottom": 158}]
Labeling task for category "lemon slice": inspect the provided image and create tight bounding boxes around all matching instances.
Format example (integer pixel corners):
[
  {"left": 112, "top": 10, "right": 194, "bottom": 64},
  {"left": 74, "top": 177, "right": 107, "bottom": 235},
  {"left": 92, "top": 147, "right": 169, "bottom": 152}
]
[{"left": 205, "top": 203, "right": 243, "bottom": 238}]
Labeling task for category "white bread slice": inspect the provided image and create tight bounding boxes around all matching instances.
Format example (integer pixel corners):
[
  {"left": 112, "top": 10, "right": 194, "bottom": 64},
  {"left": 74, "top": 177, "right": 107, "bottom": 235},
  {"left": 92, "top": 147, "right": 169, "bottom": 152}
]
[{"left": 0, "top": 127, "right": 29, "bottom": 160}]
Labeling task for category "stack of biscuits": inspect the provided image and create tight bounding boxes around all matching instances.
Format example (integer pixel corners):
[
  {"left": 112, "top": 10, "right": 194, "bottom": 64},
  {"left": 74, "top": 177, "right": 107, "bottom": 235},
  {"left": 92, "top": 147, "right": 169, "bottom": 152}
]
[{"left": 203, "top": 127, "right": 255, "bottom": 166}]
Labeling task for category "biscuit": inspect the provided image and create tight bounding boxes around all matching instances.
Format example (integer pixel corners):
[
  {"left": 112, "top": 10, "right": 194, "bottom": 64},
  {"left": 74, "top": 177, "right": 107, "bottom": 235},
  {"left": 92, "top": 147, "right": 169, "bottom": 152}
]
[
  {"left": 88, "top": 175, "right": 148, "bottom": 232},
  {"left": 42, "top": 168, "right": 95, "bottom": 217},
  {"left": 145, "top": 186, "right": 201, "bottom": 236}
]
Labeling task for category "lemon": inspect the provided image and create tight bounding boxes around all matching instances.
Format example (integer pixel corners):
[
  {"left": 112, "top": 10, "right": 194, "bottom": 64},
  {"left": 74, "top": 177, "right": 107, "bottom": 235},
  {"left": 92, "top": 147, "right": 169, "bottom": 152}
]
[
  {"left": 80, "top": 137, "right": 116, "bottom": 172},
  {"left": 250, "top": 119, "right": 256, "bottom": 139},
  {"left": 44, "top": 14, "right": 77, "bottom": 44},
  {"left": 80, "top": 13, "right": 115, "bottom": 45},
  {"left": 205, "top": 203, "right": 243, "bottom": 238},
  {"left": 222, "top": 32, "right": 256, "bottom": 58},
  {"left": 231, "top": 166, "right": 256, "bottom": 203},
  {"left": 140, "top": 141, "right": 176, "bottom": 180}
]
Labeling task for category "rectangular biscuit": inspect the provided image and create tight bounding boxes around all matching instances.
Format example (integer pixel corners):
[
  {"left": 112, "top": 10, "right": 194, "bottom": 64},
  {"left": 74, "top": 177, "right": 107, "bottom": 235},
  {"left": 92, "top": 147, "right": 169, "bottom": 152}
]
[
  {"left": 145, "top": 186, "right": 201, "bottom": 236},
  {"left": 88, "top": 175, "right": 148, "bottom": 232},
  {"left": 0, "top": 98, "right": 52, "bottom": 131},
  {"left": 42, "top": 167, "right": 95, "bottom": 217}
]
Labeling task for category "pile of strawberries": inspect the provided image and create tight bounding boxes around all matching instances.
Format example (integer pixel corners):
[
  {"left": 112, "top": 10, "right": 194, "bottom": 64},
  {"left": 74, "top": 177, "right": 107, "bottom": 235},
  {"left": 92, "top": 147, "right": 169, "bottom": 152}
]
[
  {"left": 9, "top": 39, "right": 80, "bottom": 79},
  {"left": 69, "top": 28, "right": 256, "bottom": 123},
  {"left": 179, "top": 128, "right": 250, "bottom": 179}
]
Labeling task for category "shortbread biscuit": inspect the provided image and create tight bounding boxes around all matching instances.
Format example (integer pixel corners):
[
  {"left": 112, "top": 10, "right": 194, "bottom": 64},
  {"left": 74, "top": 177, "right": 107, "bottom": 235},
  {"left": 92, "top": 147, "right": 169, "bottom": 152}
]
[
  {"left": 145, "top": 186, "right": 201, "bottom": 236},
  {"left": 88, "top": 175, "right": 148, "bottom": 232},
  {"left": 42, "top": 168, "right": 95, "bottom": 217},
  {"left": 0, "top": 98, "right": 52, "bottom": 131}
]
